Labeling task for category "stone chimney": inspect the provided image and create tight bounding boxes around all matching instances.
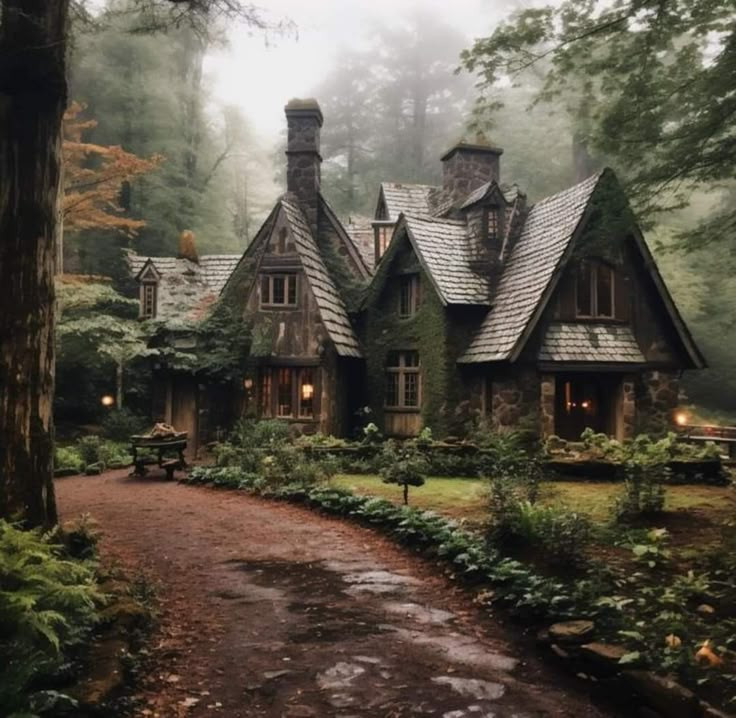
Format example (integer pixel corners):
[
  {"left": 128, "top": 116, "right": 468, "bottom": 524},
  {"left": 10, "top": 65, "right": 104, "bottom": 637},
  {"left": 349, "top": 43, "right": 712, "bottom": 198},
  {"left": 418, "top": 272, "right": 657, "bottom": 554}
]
[
  {"left": 178, "top": 230, "right": 199, "bottom": 264},
  {"left": 441, "top": 134, "right": 503, "bottom": 207},
  {"left": 285, "top": 98, "right": 323, "bottom": 234}
]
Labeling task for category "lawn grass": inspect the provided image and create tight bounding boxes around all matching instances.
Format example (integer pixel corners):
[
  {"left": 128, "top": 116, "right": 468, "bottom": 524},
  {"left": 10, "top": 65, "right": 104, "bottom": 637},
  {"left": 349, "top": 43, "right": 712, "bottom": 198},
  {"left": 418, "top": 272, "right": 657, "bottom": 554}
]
[{"left": 332, "top": 474, "right": 736, "bottom": 529}]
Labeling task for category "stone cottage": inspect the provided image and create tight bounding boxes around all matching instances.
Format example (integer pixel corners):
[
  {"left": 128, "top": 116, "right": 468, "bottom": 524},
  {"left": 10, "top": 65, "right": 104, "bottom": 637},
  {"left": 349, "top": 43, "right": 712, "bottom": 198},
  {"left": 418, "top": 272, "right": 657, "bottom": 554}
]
[{"left": 127, "top": 99, "right": 704, "bottom": 448}]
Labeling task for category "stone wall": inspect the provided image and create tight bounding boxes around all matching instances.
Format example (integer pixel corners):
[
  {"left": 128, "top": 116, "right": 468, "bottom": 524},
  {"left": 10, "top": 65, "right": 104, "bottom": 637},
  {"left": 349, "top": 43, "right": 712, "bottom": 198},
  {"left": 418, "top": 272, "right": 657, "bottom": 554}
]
[
  {"left": 636, "top": 370, "right": 680, "bottom": 436},
  {"left": 490, "top": 368, "right": 540, "bottom": 434},
  {"left": 539, "top": 374, "right": 555, "bottom": 437},
  {"left": 621, "top": 375, "right": 637, "bottom": 439},
  {"left": 441, "top": 144, "right": 502, "bottom": 206}
]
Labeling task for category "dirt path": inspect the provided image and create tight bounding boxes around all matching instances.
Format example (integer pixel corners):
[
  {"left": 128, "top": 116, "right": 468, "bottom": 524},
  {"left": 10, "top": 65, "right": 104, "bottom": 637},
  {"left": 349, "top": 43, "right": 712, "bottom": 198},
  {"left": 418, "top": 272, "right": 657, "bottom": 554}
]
[{"left": 56, "top": 470, "right": 615, "bottom": 718}]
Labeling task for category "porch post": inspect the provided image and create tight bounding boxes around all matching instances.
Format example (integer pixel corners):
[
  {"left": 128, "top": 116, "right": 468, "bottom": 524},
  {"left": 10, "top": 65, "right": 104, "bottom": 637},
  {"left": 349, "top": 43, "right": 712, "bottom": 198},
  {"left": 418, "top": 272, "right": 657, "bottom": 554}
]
[
  {"left": 621, "top": 374, "right": 637, "bottom": 439},
  {"left": 540, "top": 373, "right": 556, "bottom": 437}
]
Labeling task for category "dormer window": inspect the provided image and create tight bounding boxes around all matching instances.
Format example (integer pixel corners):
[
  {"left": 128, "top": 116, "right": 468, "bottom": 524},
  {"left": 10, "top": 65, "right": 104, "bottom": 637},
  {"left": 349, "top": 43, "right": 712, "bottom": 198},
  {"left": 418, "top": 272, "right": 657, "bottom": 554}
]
[
  {"left": 141, "top": 282, "right": 157, "bottom": 318},
  {"left": 399, "top": 274, "right": 421, "bottom": 318},
  {"left": 576, "top": 260, "right": 614, "bottom": 318},
  {"left": 261, "top": 273, "right": 298, "bottom": 308}
]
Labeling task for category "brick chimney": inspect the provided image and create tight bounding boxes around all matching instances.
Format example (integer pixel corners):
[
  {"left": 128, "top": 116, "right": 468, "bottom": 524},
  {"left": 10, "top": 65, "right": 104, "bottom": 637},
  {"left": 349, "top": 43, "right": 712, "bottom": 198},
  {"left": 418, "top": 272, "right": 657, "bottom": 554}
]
[
  {"left": 285, "top": 98, "right": 323, "bottom": 234},
  {"left": 441, "top": 134, "right": 503, "bottom": 207}
]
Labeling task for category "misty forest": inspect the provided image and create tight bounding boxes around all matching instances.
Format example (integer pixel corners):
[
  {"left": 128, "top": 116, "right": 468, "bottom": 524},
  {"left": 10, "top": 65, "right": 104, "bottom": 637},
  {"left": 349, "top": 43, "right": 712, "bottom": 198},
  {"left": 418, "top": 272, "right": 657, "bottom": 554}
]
[{"left": 1, "top": 1, "right": 735, "bottom": 716}]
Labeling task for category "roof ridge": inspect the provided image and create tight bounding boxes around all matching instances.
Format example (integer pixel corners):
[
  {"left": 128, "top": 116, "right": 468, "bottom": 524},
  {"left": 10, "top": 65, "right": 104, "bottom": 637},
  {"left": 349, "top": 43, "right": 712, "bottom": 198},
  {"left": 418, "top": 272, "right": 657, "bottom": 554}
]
[{"left": 530, "top": 170, "right": 604, "bottom": 210}]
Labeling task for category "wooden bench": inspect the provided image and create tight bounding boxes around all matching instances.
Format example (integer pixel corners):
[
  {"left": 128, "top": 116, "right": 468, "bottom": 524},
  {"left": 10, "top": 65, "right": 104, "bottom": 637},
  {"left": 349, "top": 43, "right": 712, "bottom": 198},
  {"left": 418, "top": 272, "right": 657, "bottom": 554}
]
[
  {"left": 161, "top": 459, "right": 182, "bottom": 481},
  {"left": 677, "top": 424, "right": 736, "bottom": 459}
]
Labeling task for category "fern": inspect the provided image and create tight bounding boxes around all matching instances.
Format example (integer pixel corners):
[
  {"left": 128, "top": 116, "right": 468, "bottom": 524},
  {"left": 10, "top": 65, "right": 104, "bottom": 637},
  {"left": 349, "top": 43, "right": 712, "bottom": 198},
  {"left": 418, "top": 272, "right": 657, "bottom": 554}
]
[{"left": 0, "top": 521, "right": 101, "bottom": 715}]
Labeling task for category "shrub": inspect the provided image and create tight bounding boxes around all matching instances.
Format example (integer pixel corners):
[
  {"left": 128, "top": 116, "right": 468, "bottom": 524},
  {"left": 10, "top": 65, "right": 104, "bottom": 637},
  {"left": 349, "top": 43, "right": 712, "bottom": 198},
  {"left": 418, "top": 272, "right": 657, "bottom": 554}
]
[
  {"left": 54, "top": 445, "right": 84, "bottom": 473},
  {"left": 76, "top": 435, "right": 103, "bottom": 466},
  {"left": 0, "top": 521, "right": 100, "bottom": 715},
  {"left": 379, "top": 441, "right": 428, "bottom": 505},
  {"left": 101, "top": 408, "right": 148, "bottom": 442},
  {"left": 74, "top": 436, "right": 132, "bottom": 471},
  {"left": 614, "top": 462, "right": 667, "bottom": 522}
]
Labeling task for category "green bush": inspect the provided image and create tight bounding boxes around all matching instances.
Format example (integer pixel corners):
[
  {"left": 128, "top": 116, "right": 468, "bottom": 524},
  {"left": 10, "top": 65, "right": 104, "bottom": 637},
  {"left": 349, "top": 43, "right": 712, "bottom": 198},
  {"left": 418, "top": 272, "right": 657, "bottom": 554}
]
[
  {"left": 76, "top": 436, "right": 103, "bottom": 466},
  {"left": 101, "top": 408, "right": 148, "bottom": 442},
  {"left": 54, "top": 445, "right": 84, "bottom": 473},
  {"left": 0, "top": 521, "right": 100, "bottom": 716},
  {"left": 614, "top": 462, "right": 668, "bottom": 522},
  {"left": 74, "top": 436, "right": 132, "bottom": 471}
]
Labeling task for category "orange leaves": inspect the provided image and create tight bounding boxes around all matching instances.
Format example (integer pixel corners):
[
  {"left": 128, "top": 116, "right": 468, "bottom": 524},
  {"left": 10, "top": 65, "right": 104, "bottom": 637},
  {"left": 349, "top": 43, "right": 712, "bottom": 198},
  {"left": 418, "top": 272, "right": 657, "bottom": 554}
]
[{"left": 62, "top": 102, "right": 163, "bottom": 237}]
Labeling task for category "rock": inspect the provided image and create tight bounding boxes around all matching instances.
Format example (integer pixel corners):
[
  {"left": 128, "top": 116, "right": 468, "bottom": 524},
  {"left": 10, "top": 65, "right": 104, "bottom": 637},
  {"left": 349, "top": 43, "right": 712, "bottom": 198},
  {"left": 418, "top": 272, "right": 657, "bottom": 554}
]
[
  {"left": 696, "top": 604, "right": 716, "bottom": 617},
  {"left": 99, "top": 597, "right": 149, "bottom": 630},
  {"left": 579, "top": 642, "right": 629, "bottom": 673},
  {"left": 550, "top": 644, "right": 570, "bottom": 660},
  {"left": 431, "top": 676, "right": 506, "bottom": 701},
  {"left": 317, "top": 662, "right": 366, "bottom": 690},
  {"left": 623, "top": 671, "right": 700, "bottom": 718},
  {"left": 548, "top": 620, "right": 595, "bottom": 644}
]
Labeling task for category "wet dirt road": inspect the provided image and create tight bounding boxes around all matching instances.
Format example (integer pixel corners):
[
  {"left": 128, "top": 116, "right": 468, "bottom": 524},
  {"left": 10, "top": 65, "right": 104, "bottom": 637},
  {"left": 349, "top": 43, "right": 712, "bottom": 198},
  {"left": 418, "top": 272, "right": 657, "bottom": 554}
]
[{"left": 56, "top": 470, "right": 615, "bottom": 718}]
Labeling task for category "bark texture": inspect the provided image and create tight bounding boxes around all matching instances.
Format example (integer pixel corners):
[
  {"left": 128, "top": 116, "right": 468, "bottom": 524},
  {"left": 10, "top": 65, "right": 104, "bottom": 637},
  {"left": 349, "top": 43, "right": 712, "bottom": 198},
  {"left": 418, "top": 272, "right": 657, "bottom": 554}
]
[{"left": 0, "top": 0, "right": 69, "bottom": 525}]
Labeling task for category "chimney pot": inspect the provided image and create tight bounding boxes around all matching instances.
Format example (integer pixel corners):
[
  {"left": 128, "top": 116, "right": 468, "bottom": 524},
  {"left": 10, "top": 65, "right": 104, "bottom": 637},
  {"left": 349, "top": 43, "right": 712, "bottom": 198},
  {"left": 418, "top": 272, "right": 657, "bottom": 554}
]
[{"left": 178, "top": 230, "right": 199, "bottom": 264}]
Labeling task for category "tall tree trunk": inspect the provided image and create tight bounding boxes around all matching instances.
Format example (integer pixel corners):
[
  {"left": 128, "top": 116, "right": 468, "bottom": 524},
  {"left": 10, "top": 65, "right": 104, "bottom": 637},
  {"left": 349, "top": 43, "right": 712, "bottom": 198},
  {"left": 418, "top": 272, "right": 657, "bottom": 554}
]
[
  {"left": 116, "top": 362, "right": 124, "bottom": 410},
  {"left": 0, "top": 0, "right": 68, "bottom": 526}
]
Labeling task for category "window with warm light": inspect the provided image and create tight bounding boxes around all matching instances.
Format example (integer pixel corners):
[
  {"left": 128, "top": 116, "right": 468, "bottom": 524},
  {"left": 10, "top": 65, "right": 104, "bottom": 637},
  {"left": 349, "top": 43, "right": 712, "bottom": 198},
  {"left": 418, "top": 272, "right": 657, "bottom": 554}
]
[
  {"left": 576, "top": 260, "right": 615, "bottom": 318},
  {"left": 385, "top": 351, "right": 420, "bottom": 409},
  {"left": 260, "top": 367, "right": 317, "bottom": 419},
  {"left": 398, "top": 274, "right": 421, "bottom": 318},
  {"left": 261, "top": 273, "right": 298, "bottom": 308}
]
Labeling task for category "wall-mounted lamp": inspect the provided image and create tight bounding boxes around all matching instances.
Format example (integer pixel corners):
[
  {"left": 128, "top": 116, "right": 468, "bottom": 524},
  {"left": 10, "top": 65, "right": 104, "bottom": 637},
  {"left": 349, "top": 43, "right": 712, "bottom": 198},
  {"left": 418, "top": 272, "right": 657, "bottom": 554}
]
[{"left": 243, "top": 378, "right": 254, "bottom": 391}]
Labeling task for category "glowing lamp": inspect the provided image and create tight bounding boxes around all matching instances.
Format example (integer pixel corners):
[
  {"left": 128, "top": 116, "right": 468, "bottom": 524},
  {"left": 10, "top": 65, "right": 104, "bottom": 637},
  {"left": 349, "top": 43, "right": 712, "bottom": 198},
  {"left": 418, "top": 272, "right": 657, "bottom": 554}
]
[
  {"left": 675, "top": 411, "right": 688, "bottom": 427},
  {"left": 101, "top": 395, "right": 115, "bottom": 408},
  {"left": 243, "top": 378, "right": 254, "bottom": 391},
  {"left": 581, "top": 400, "right": 591, "bottom": 409},
  {"left": 301, "top": 383, "right": 314, "bottom": 401}
]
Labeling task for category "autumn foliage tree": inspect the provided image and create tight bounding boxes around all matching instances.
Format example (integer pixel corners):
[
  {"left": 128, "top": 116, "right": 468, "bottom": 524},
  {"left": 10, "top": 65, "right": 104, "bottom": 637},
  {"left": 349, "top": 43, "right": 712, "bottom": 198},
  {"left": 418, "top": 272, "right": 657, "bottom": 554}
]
[{"left": 60, "top": 102, "right": 161, "bottom": 266}]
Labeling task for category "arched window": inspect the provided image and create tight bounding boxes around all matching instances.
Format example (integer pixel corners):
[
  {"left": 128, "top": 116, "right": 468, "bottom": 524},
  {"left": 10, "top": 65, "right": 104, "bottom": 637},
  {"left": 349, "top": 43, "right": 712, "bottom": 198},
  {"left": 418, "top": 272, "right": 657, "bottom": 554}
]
[{"left": 576, "top": 260, "right": 614, "bottom": 318}]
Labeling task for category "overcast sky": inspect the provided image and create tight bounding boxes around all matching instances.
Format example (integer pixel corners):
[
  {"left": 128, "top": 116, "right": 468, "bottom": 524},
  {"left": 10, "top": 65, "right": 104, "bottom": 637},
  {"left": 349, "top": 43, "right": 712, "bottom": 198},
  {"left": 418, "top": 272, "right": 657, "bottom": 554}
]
[{"left": 204, "top": 0, "right": 512, "bottom": 140}]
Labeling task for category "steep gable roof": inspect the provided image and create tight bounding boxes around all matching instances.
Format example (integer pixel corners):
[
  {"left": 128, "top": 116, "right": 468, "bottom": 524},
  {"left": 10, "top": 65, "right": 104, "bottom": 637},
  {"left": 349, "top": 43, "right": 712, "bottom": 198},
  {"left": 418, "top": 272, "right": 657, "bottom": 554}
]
[
  {"left": 379, "top": 182, "right": 435, "bottom": 221},
  {"left": 401, "top": 214, "right": 491, "bottom": 305},
  {"left": 318, "top": 194, "right": 372, "bottom": 280},
  {"left": 459, "top": 172, "right": 603, "bottom": 363},
  {"left": 344, "top": 216, "right": 375, "bottom": 272},
  {"left": 279, "top": 196, "right": 362, "bottom": 357}
]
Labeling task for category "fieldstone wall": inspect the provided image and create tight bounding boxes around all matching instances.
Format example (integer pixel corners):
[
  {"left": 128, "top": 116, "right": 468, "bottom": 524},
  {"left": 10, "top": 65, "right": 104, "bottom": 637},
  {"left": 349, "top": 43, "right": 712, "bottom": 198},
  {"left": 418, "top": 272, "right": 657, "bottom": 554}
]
[
  {"left": 636, "top": 370, "right": 680, "bottom": 436},
  {"left": 621, "top": 375, "right": 637, "bottom": 439},
  {"left": 539, "top": 374, "right": 555, "bottom": 437},
  {"left": 491, "top": 369, "right": 540, "bottom": 434},
  {"left": 285, "top": 101, "right": 323, "bottom": 233}
]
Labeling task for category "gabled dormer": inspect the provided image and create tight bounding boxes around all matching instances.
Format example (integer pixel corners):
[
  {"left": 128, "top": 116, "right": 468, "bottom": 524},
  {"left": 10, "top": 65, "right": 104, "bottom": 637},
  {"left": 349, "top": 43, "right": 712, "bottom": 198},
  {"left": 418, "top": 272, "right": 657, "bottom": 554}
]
[{"left": 135, "top": 259, "right": 161, "bottom": 319}]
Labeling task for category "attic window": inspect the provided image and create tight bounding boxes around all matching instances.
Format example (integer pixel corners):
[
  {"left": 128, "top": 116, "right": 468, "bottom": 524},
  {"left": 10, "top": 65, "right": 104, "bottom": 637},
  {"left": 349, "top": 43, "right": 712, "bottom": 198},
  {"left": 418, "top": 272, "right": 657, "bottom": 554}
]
[
  {"left": 576, "top": 260, "right": 614, "bottom": 318},
  {"left": 385, "top": 350, "right": 421, "bottom": 409},
  {"left": 261, "top": 273, "right": 298, "bottom": 308},
  {"left": 399, "top": 274, "right": 421, "bottom": 318},
  {"left": 141, "top": 282, "right": 157, "bottom": 319},
  {"left": 485, "top": 206, "right": 500, "bottom": 245}
]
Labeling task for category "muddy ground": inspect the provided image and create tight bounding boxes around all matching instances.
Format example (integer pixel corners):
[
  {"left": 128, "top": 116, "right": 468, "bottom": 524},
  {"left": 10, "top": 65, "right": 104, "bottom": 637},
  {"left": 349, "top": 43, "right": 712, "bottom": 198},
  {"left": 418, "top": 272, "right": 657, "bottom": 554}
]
[{"left": 55, "top": 470, "right": 618, "bottom": 718}]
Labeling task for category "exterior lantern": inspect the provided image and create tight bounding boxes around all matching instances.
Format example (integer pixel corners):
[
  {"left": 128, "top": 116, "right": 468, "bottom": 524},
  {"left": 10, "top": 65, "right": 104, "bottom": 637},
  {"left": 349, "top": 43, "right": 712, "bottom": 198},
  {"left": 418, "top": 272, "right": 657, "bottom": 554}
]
[
  {"left": 243, "top": 378, "right": 254, "bottom": 391},
  {"left": 301, "top": 382, "right": 314, "bottom": 401},
  {"left": 675, "top": 411, "right": 688, "bottom": 427},
  {"left": 101, "top": 395, "right": 115, "bottom": 408}
]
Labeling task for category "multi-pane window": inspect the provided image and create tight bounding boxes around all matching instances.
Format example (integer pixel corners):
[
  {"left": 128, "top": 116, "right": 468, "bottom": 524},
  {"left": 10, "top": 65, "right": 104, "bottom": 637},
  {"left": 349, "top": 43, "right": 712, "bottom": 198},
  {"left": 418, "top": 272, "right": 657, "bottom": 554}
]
[
  {"left": 385, "top": 351, "right": 421, "bottom": 409},
  {"left": 486, "top": 207, "right": 500, "bottom": 244},
  {"left": 141, "top": 282, "right": 157, "bottom": 318},
  {"left": 261, "top": 367, "right": 316, "bottom": 419},
  {"left": 399, "top": 274, "right": 421, "bottom": 318},
  {"left": 576, "top": 261, "right": 615, "bottom": 318},
  {"left": 261, "top": 274, "right": 298, "bottom": 307}
]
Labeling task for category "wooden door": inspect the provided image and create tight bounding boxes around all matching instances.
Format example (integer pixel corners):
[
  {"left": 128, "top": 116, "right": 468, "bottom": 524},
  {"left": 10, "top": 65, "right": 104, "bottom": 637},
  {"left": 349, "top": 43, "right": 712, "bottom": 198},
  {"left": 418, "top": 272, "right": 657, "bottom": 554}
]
[{"left": 171, "top": 376, "right": 198, "bottom": 459}]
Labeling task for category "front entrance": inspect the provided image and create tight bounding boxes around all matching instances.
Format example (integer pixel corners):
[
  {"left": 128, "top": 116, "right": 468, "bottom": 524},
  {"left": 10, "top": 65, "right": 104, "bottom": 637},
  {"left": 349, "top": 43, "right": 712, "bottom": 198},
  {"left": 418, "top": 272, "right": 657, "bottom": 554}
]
[{"left": 554, "top": 374, "right": 620, "bottom": 440}]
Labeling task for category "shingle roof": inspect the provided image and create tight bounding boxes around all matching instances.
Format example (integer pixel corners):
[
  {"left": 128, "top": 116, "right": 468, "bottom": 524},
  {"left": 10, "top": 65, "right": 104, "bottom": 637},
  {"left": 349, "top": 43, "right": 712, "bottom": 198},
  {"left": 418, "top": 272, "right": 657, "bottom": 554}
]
[
  {"left": 280, "top": 197, "right": 362, "bottom": 358},
  {"left": 403, "top": 215, "right": 491, "bottom": 305},
  {"left": 380, "top": 182, "right": 435, "bottom": 220},
  {"left": 538, "top": 322, "right": 645, "bottom": 363},
  {"left": 127, "top": 252, "right": 241, "bottom": 323},
  {"left": 459, "top": 172, "right": 603, "bottom": 363}
]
